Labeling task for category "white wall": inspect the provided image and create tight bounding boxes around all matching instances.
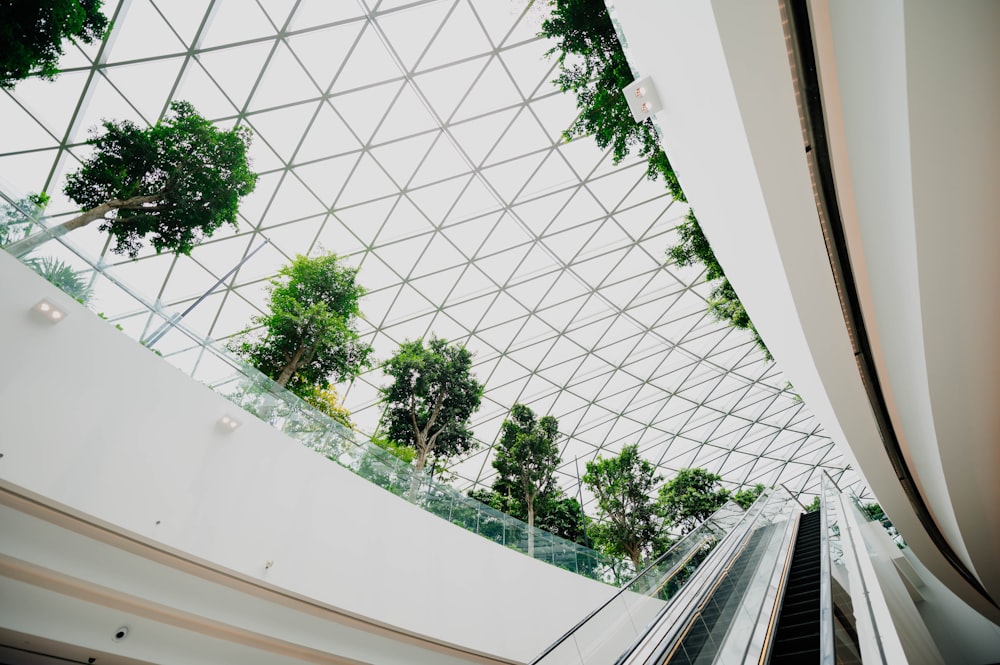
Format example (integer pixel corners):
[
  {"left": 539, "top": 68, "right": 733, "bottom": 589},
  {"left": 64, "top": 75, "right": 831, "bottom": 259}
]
[
  {"left": 609, "top": 0, "right": 1000, "bottom": 625},
  {"left": 0, "top": 251, "right": 614, "bottom": 663}
]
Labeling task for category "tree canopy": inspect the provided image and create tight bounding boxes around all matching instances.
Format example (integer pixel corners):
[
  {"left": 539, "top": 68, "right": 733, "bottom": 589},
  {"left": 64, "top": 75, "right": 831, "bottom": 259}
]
[
  {"left": 540, "top": 0, "right": 681, "bottom": 198},
  {"left": 492, "top": 403, "right": 563, "bottom": 556},
  {"left": 583, "top": 443, "right": 662, "bottom": 571},
  {"left": 658, "top": 468, "right": 732, "bottom": 535},
  {"left": 668, "top": 211, "right": 770, "bottom": 358},
  {"left": 541, "top": 0, "right": 770, "bottom": 358},
  {"left": 301, "top": 383, "right": 354, "bottom": 432},
  {"left": 379, "top": 336, "right": 483, "bottom": 499},
  {"left": 24, "top": 256, "right": 94, "bottom": 305},
  {"left": 234, "top": 253, "right": 372, "bottom": 397},
  {"left": 731, "top": 483, "right": 766, "bottom": 510},
  {"left": 0, "top": 1, "right": 109, "bottom": 89},
  {"left": 5, "top": 101, "right": 257, "bottom": 258}
]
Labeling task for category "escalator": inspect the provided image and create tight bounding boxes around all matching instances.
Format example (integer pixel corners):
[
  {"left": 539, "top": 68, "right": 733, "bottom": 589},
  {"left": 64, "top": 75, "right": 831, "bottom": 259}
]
[
  {"left": 531, "top": 488, "right": 837, "bottom": 665},
  {"left": 656, "top": 523, "right": 776, "bottom": 664},
  {"left": 631, "top": 508, "right": 827, "bottom": 665},
  {"left": 768, "top": 510, "right": 822, "bottom": 663}
]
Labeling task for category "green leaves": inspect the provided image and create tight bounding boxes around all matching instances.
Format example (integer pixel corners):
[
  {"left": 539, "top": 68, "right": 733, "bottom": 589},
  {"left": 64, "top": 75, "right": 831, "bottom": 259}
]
[
  {"left": 379, "top": 336, "right": 484, "bottom": 470},
  {"left": 494, "top": 404, "right": 561, "bottom": 505},
  {"left": 0, "top": 0, "right": 109, "bottom": 88},
  {"left": 668, "top": 210, "right": 771, "bottom": 359},
  {"left": 233, "top": 253, "right": 372, "bottom": 395},
  {"left": 732, "top": 483, "right": 766, "bottom": 510},
  {"left": 63, "top": 100, "right": 257, "bottom": 257},
  {"left": 541, "top": 0, "right": 682, "bottom": 199},
  {"left": 543, "top": 0, "right": 769, "bottom": 357},
  {"left": 583, "top": 444, "right": 662, "bottom": 569},
  {"left": 657, "top": 468, "right": 731, "bottom": 535}
]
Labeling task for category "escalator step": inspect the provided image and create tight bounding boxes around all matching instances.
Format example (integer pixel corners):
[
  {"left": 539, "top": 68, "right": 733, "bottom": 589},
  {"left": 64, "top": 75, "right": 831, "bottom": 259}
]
[{"left": 768, "top": 512, "right": 822, "bottom": 663}]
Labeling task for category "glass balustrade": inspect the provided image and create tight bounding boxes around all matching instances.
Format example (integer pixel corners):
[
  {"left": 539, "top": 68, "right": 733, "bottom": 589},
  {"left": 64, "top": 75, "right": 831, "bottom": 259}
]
[{"left": 0, "top": 192, "right": 619, "bottom": 582}]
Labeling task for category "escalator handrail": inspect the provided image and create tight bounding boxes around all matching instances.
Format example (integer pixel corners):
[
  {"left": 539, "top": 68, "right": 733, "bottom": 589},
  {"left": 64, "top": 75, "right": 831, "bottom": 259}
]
[
  {"left": 753, "top": 512, "right": 804, "bottom": 664},
  {"left": 615, "top": 489, "right": 794, "bottom": 665},
  {"left": 639, "top": 490, "right": 796, "bottom": 665},
  {"left": 819, "top": 479, "right": 835, "bottom": 665},
  {"left": 528, "top": 500, "right": 749, "bottom": 665}
]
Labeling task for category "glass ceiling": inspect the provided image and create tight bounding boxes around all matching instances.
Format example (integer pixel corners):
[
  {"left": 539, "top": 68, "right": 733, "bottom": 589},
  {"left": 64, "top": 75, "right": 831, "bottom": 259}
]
[{"left": 0, "top": 0, "right": 866, "bottom": 507}]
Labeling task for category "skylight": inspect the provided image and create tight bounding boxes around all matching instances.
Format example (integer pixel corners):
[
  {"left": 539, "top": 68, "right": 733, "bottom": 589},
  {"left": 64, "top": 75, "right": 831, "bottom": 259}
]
[{"left": 0, "top": 0, "right": 865, "bottom": 507}]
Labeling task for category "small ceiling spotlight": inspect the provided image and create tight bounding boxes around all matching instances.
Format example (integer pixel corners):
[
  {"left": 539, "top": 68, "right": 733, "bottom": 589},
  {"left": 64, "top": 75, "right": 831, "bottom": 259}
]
[
  {"left": 217, "top": 414, "right": 241, "bottom": 432},
  {"left": 112, "top": 626, "right": 129, "bottom": 642},
  {"left": 622, "top": 75, "right": 661, "bottom": 122},
  {"left": 32, "top": 299, "right": 67, "bottom": 323}
]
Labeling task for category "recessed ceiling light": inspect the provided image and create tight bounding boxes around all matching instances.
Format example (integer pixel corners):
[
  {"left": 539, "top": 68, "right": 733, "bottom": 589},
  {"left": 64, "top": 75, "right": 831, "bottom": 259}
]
[
  {"left": 218, "top": 414, "right": 241, "bottom": 431},
  {"left": 32, "top": 299, "right": 66, "bottom": 323}
]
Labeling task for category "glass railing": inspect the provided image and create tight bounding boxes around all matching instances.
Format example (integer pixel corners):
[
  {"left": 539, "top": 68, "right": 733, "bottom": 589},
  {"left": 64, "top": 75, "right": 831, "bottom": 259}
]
[
  {"left": 623, "top": 488, "right": 799, "bottom": 665},
  {"left": 0, "top": 189, "right": 618, "bottom": 582},
  {"left": 531, "top": 500, "right": 750, "bottom": 665}
]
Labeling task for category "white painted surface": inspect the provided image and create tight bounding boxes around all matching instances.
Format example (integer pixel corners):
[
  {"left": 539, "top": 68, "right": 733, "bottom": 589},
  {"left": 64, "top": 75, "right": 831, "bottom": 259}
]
[
  {"left": 902, "top": 547, "right": 1000, "bottom": 665},
  {"left": 610, "top": 0, "right": 1000, "bottom": 625},
  {"left": 862, "top": 521, "right": 943, "bottom": 665},
  {"left": 0, "top": 251, "right": 615, "bottom": 663}
]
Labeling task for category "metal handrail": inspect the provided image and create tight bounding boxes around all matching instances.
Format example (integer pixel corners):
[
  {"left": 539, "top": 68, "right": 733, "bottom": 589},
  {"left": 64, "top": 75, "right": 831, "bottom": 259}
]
[
  {"left": 819, "top": 474, "right": 835, "bottom": 665},
  {"left": 640, "top": 489, "right": 796, "bottom": 665},
  {"left": 529, "top": 501, "right": 748, "bottom": 665},
  {"left": 616, "top": 489, "right": 789, "bottom": 665}
]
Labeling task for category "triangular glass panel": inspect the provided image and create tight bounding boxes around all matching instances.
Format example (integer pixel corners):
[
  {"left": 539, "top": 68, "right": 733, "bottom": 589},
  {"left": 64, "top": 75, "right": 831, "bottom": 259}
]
[
  {"left": 285, "top": 21, "right": 366, "bottom": 93},
  {"left": 409, "top": 134, "right": 472, "bottom": 189},
  {"left": 106, "top": 0, "right": 186, "bottom": 62},
  {"left": 294, "top": 152, "right": 360, "bottom": 208},
  {"left": 250, "top": 42, "right": 320, "bottom": 111},
  {"left": 202, "top": 0, "right": 276, "bottom": 49},
  {"left": 377, "top": 1, "right": 454, "bottom": 74},
  {"left": 171, "top": 62, "right": 239, "bottom": 121},
  {"left": 452, "top": 56, "right": 524, "bottom": 123},
  {"left": 370, "top": 131, "right": 438, "bottom": 190},
  {"left": 331, "top": 24, "right": 402, "bottom": 93},
  {"left": 151, "top": 0, "right": 210, "bottom": 47},
  {"left": 196, "top": 41, "right": 275, "bottom": 111},
  {"left": 447, "top": 105, "right": 518, "bottom": 167},
  {"left": 418, "top": 0, "right": 493, "bottom": 72}
]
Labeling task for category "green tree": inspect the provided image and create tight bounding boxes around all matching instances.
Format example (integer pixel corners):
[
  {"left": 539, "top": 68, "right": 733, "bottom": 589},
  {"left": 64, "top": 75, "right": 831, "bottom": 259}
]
[
  {"left": 667, "top": 211, "right": 770, "bottom": 358},
  {"left": 658, "top": 468, "right": 732, "bottom": 535},
  {"left": 471, "top": 485, "right": 590, "bottom": 548},
  {"left": 233, "top": 253, "right": 372, "bottom": 397},
  {"left": 535, "top": 494, "right": 590, "bottom": 546},
  {"left": 860, "top": 502, "right": 887, "bottom": 523},
  {"left": 805, "top": 496, "right": 821, "bottom": 513},
  {"left": 301, "top": 383, "right": 354, "bottom": 431},
  {"left": 492, "top": 403, "right": 562, "bottom": 556},
  {"left": 731, "top": 483, "right": 766, "bottom": 510},
  {"left": 583, "top": 444, "right": 662, "bottom": 571},
  {"left": 540, "top": 0, "right": 682, "bottom": 199},
  {"left": 541, "top": 1, "right": 770, "bottom": 359},
  {"left": 5, "top": 101, "right": 257, "bottom": 258},
  {"left": 379, "top": 336, "right": 483, "bottom": 500},
  {"left": 0, "top": 1, "right": 109, "bottom": 89},
  {"left": 24, "top": 256, "right": 93, "bottom": 305}
]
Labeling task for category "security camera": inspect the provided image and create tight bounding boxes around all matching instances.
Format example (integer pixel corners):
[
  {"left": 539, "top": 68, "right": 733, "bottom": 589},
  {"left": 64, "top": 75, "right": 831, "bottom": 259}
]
[{"left": 112, "top": 626, "right": 129, "bottom": 641}]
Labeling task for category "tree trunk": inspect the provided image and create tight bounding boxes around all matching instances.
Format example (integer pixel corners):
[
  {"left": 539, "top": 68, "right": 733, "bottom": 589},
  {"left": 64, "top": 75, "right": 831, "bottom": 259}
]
[
  {"left": 527, "top": 498, "right": 536, "bottom": 558},
  {"left": 406, "top": 445, "right": 429, "bottom": 503},
  {"left": 275, "top": 346, "right": 306, "bottom": 388},
  {"left": 3, "top": 193, "right": 163, "bottom": 258},
  {"left": 628, "top": 547, "right": 643, "bottom": 576}
]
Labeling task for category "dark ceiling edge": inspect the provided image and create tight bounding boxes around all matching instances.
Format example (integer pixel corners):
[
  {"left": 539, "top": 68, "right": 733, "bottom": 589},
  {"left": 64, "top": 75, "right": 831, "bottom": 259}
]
[{"left": 779, "top": 0, "right": 997, "bottom": 609}]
